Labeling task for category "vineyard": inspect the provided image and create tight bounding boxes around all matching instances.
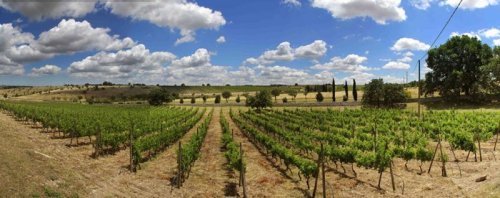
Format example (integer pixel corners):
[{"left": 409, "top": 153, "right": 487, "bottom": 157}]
[{"left": 0, "top": 100, "right": 498, "bottom": 197}]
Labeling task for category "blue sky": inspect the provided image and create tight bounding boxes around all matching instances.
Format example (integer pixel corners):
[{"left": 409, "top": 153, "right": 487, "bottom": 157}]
[{"left": 0, "top": 0, "right": 499, "bottom": 85}]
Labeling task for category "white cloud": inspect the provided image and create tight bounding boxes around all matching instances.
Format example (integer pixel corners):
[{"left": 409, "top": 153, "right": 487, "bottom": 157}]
[
  {"left": 0, "top": 0, "right": 97, "bottom": 21},
  {"left": 170, "top": 48, "right": 211, "bottom": 68},
  {"left": 397, "top": 51, "right": 413, "bottom": 62},
  {"left": 282, "top": 0, "right": 302, "bottom": 6},
  {"left": 216, "top": 36, "right": 226, "bottom": 44},
  {"left": 391, "top": 38, "right": 430, "bottom": 51},
  {"left": 37, "top": 19, "right": 136, "bottom": 54},
  {"left": 342, "top": 72, "right": 375, "bottom": 84},
  {"left": 104, "top": 0, "right": 226, "bottom": 45},
  {"left": 440, "top": 0, "right": 499, "bottom": 9},
  {"left": 68, "top": 44, "right": 176, "bottom": 79},
  {"left": 479, "top": 28, "right": 500, "bottom": 38},
  {"left": 450, "top": 31, "right": 482, "bottom": 40},
  {"left": 245, "top": 40, "right": 328, "bottom": 65},
  {"left": 380, "top": 75, "right": 405, "bottom": 83},
  {"left": 411, "top": 0, "right": 435, "bottom": 10},
  {"left": 494, "top": 39, "right": 500, "bottom": 46},
  {"left": 382, "top": 61, "right": 410, "bottom": 70},
  {"left": 311, "top": 54, "right": 371, "bottom": 72},
  {"left": 311, "top": 0, "right": 407, "bottom": 24},
  {"left": 295, "top": 40, "right": 328, "bottom": 59},
  {"left": 31, "top": 65, "right": 61, "bottom": 75}
]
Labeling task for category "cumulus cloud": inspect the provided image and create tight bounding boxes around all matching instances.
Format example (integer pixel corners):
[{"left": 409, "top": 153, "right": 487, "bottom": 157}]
[
  {"left": 311, "top": 54, "right": 371, "bottom": 73},
  {"left": 450, "top": 31, "right": 482, "bottom": 40},
  {"left": 31, "top": 65, "right": 61, "bottom": 75},
  {"left": 37, "top": 19, "right": 136, "bottom": 54},
  {"left": 282, "top": 0, "right": 301, "bottom": 6},
  {"left": 295, "top": 40, "right": 328, "bottom": 59},
  {"left": 480, "top": 28, "right": 500, "bottom": 38},
  {"left": 245, "top": 40, "right": 328, "bottom": 65},
  {"left": 216, "top": 36, "right": 226, "bottom": 44},
  {"left": 382, "top": 61, "right": 410, "bottom": 70},
  {"left": 494, "top": 39, "right": 500, "bottom": 46},
  {"left": 68, "top": 44, "right": 176, "bottom": 79},
  {"left": 0, "top": 0, "right": 97, "bottom": 21},
  {"left": 104, "top": 0, "right": 226, "bottom": 45},
  {"left": 311, "top": 0, "right": 407, "bottom": 24},
  {"left": 440, "top": 0, "right": 499, "bottom": 9},
  {"left": 391, "top": 38, "right": 430, "bottom": 51},
  {"left": 411, "top": 0, "right": 435, "bottom": 10},
  {"left": 342, "top": 72, "right": 375, "bottom": 84}
]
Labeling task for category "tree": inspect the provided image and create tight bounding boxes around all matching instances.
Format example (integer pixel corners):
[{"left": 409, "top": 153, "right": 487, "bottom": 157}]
[
  {"left": 362, "top": 79, "right": 407, "bottom": 107},
  {"left": 180, "top": 98, "right": 184, "bottom": 104},
  {"left": 479, "top": 46, "right": 500, "bottom": 94},
  {"left": 191, "top": 97, "right": 195, "bottom": 104},
  {"left": 353, "top": 79, "right": 358, "bottom": 101},
  {"left": 425, "top": 35, "right": 493, "bottom": 100},
  {"left": 332, "top": 78, "right": 336, "bottom": 102},
  {"left": 246, "top": 90, "right": 272, "bottom": 112},
  {"left": 316, "top": 92, "right": 324, "bottom": 102},
  {"left": 222, "top": 91, "right": 232, "bottom": 103},
  {"left": 304, "top": 90, "right": 309, "bottom": 101},
  {"left": 215, "top": 95, "right": 221, "bottom": 104},
  {"left": 3, "top": 93, "right": 7, "bottom": 98},
  {"left": 344, "top": 80, "right": 348, "bottom": 101},
  {"left": 282, "top": 97, "right": 288, "bottom": 103},
  {"left": 147, "top": 88, "right": 174, "bottom": 106},
  {"left": 271, "top": 89, "right": 281, "bottom": 102},
  {"left": 287, "top": 89, "right": 298, "bottom": 101},
  {"left": 202, "top": 95, "right": 207, "bottom": 103},
  {"left": 235, "top": 95, "right": 241, "bottom": 103}
]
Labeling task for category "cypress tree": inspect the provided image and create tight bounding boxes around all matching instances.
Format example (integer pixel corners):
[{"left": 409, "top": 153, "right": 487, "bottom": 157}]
[
  {"left": 344, "top": 80, "right": 348, "bottom": 101},
  {"left": 353, "top": 79, "right": 358, "bottom": 101},
  {"left": 332, "top": 78, "right": 336, "bottom": 102}
]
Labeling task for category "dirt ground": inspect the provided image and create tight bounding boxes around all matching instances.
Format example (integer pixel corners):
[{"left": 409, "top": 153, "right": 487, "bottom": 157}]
[{"left": 0, "top": 108, "right": 499, "bottom": 197}]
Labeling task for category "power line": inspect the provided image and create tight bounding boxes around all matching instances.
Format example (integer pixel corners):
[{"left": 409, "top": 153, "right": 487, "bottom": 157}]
[{"left": 417, "top": 0, "right": 463, "bottom": 62}]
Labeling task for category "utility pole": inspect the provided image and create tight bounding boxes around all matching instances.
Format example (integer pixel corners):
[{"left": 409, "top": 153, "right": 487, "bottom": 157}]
[{"left": 418, "top": 60, "right": 421, "bottom": 118}]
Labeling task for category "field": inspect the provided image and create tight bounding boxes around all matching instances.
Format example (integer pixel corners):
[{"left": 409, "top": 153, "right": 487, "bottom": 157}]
[{"left": 0, "top": 98, "right": 499, "bottom": 197}]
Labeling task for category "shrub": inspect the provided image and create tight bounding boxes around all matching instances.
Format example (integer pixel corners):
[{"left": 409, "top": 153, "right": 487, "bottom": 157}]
[
  {"left": 282, "top": 97, "right": 288, "bottom": 103},
  {"left": 215, "top": 95, "right": 221, "bottom": 104},
  {"left": 316, "top": 92, "right": 324, "bottom": 102}
]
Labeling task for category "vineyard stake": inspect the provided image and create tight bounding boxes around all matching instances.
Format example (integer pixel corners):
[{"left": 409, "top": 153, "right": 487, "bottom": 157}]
[
  {"left": 312, "top": 145, "right": 322, "bottom": 197},
  {"left": 129, "top": 127, "right": 134, "bottom": 172},
  {"left": 240, "top": 143, "right": 247, "bottom": 198},
  {"left": 477, "top": 138, "right": 482, "bottom": 162},
  {"left": 438, "top": 140, "right": 447, "bottom": 177},
  {"left": 428, "top": 141, "right": 440, "bottom": 174},
  {"left": 494, "top": 130, "right": 499, "bottom": 151},
  {"left": 389, "top": 160, "right": 395, "bottom": 192},
  {"left": 321, "top": 143, "right": 326, "bottom": 198},
  {"left": 177, "top": 141, "right": 182, "bottom": 188}
]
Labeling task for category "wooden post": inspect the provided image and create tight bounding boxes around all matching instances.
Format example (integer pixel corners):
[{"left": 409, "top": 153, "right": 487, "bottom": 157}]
[
  {"left": 177, "top": 141, "right": 182, "bottom": 188},
  {"left": 240, "top": 143, "right": 247, "bottom": 198},
  {"left": 428, "top": 141, "right": 440, "bottom": 173},
  {"left": 495, "top": 131, "right": 499, "bottom": 151},
  {"left": 129, "top": 127, "right": 134, "bottom": 172},
  {"left": 389, "top": 161, "right": 396, "bottom": 192},
  {"left": 439, "top": 140, "right": 447, "bottom": 177},
  {"left": 312, "top": 144, "right": 322, "bottom": 197},
  {"left": 321, "top": 143, "right": 326, "bottom": 198},
  {"left": 477, "top": 138, "right": 482, "bottom": 162},
  {"left": 418, "top": 60, "right": 421, "bottom": 118}
]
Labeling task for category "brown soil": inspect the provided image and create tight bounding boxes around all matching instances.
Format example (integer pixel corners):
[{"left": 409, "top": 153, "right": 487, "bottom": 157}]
[{"left": 0, "top": 108, "right": 499, "bottom": 197}]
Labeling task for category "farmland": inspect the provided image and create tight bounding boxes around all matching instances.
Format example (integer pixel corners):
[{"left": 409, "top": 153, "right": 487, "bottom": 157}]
[{"left": 0, "top": 100, "right": 498, "bottom": 197}]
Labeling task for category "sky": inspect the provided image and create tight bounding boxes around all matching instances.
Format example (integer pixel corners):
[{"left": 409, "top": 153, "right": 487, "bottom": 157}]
[{"left": 0, "top": 0, "right": 499, "bottom": 86}]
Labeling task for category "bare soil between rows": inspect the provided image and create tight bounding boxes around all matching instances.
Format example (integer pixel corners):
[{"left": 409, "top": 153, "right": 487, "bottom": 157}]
[{"left": 0, "top": 109, "right": 499, "bottom": 197}]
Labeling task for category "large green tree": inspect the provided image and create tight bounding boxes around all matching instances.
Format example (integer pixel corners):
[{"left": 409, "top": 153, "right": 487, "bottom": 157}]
[
  {"left": 246, "top": 90, "right": 273, "bottom": 111},
  {"left": 362, "top": 79, "right": 406, "bottom": 107},
  {"left": 425, "top": 35, "right": 493, "bottom": 99},
  {"left": 147, "top": 88, "right": 174, "bottom": 106}
]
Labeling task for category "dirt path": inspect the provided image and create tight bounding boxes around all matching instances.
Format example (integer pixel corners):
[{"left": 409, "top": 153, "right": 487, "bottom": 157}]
[
  {"left": 223, "top": 109, "right": 305, "bottom": 197},
  {"left": 178, "top": 107, "right": 230, "bottom": 197}
]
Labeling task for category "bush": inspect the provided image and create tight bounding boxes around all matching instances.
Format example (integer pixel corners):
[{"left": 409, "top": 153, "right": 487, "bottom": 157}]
[
  {"left": 202, "top": 95, "right": 207, "bottom": 103},
  {"left": 191, "top": 97, "right": 195, "bottom": 104},
  {"left": 282, "top": 97, "right": 288, "bottom": 103},
  {"left": 316, "top": 92, "right": 324, "bottom": 102},
  {"left": 222, "top": 91, "right": 232, "bottom": 103},
  {"left": 147, "top": 88, "right": 174, "bottom": 106},
  {"left": 180, "top": 98, "right": 184, "bottom": 104},
  {"left": 235, "top": 95, "right": 241, "bottom": 103},
  {"left": 215, "top": 95, "right": 221, "bottom": 104},
  {"left": 362, "top": 79, "right": 407, "bottom": 107},
  {"left": 246, "top": 90, "right": 272, "bottom": 111}
]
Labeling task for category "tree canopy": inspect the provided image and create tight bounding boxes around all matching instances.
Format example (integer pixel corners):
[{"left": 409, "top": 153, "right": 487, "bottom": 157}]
[
  {"left": 246, "top": 90, "right": 272, "bottom": 111},
  {"left": 222, "top": 91, "right": 232, "bottom": 103},
  {"left": 147, "top": 88, "right": 174, "bottom": 106},
  {"left": 362, "top": 79, "right": 406, "bottom": 107},
  {"left": 425, "top": 35, "right": 494, "bottom": 100}
]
